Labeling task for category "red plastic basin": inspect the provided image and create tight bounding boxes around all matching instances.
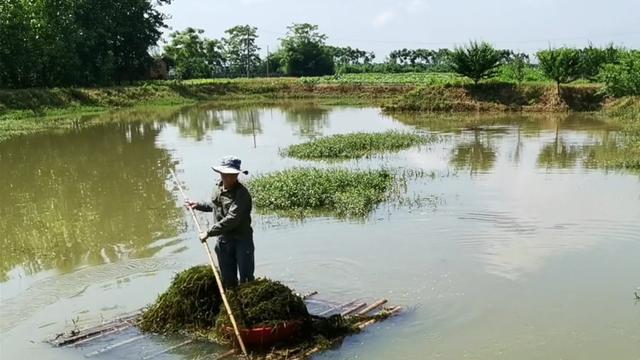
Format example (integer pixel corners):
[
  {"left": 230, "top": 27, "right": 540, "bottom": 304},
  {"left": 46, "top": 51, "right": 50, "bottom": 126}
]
[{"left": 227, "top": 320, "right": 303, "bottom": 347}]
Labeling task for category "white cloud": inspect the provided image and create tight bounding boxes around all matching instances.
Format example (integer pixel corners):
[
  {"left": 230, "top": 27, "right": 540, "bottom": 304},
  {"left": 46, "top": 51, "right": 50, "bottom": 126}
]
[{"left": 372, "top": 10, "right": 396, "bottom": 27}]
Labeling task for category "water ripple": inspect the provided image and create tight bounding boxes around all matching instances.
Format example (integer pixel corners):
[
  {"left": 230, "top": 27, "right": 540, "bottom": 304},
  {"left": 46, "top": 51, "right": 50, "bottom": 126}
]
[{"left": 0, "top": 257, "right": 183, "bottom": 334}]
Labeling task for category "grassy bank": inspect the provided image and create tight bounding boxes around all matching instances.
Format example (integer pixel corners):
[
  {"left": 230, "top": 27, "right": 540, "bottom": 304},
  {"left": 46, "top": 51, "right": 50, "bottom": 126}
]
[
  {"left": 598, "top": 97, "right": 640, "bottom": 168},
  {"left": 0, "top": 75, "right": 632, "bottom": 144},
  {"left": 0, "top": 75, "right": 605, "bottom": 118},
  {"left": 381, "top": 83, "right": 605, "bottom": 112}
]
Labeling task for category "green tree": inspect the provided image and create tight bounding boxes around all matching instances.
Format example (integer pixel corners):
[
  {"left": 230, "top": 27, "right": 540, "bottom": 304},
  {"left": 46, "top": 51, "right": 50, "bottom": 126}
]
[
  {"left": 280, "top": 23, "right": 334, "bottom": 77},
  {"left": 164, "top": 28, "right": 224, "bottom": 79},
  {"left": 205, "top": 39, "right": 226, "bottom": 76},
  {"left": 328, "top": 46, "right": 375, "bottom": 66},
  {"left": 0, "top": 0, "right": 40, "bottom": 87},
  {"left": 0, "top": 0, "right": 170, "bottom": 87},
  {"left": 537, "top": 47, "right": 581, "bottom": 95},
  {"left": 501, "top": 53, "right": 530, "bottom": 84},
  {"left": 258, "top": 50, "right": 285, "bottom": 77},
  {"left": 578, "top": 44, "right": 621, "bottom": 80},
  {"left": 223, "top": 25, "right": 260, "bottom": 77},
  {"left": 599, "top": 50, "right": 640, "bottom": 97},
  {"left": 449, "top": 41, "right": 503, "bottom": 85},
  {"left": 77, "top": 0, "right": 171, "bottom": 84},
  {"left": 0, "top": 0, "right": 82, "bottom": 87}
]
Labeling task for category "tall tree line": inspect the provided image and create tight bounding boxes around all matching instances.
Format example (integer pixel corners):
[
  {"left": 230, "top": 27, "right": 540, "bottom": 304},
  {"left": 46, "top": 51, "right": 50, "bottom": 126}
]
[
  {"left": 0, "top": 0, "right": 170, "bottom": 88},
  {"left": 164, "top": 23, "right": 375, "bottom": 79}
]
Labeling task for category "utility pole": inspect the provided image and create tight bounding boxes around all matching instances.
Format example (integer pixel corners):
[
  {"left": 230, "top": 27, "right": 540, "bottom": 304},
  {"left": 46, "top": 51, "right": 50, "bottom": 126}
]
[
  {"left": 245, "top": 29, "right": 250, "bottom": 78},
  {"left": 266, "top": 45, "right": 270, "bottom": 78}
]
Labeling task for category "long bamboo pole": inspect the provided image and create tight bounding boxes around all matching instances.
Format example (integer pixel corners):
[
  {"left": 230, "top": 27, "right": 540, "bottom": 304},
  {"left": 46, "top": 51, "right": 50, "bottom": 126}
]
[{"left": 169, "top": 169, "right": 249, "bottom": 357}]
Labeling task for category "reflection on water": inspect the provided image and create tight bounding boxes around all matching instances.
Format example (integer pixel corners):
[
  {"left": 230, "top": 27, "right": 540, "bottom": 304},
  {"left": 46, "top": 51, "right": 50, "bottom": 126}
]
[
  {"left": 0, "top": 122, "right": 181, "bottom": 281},
  {"left": 172, "top": 105, "right": 263, "bottom": 141},
  {"left": 450, "top": 130, "right": 497, "bottom": 174},
  {"left": 537, "top": 125, "right": 582, "bottom": 169},
  {"left": 281, "top": 103, "right": 330, "bottom": 138},
  {"left": 1, "top": 104, "right": 639, "bottom": 360},
  {"left": 173, "top": 107, "right": 226, "bottom": 140},
  {"left": 393, "top": 111, "right": 620, "bottom": 133}
]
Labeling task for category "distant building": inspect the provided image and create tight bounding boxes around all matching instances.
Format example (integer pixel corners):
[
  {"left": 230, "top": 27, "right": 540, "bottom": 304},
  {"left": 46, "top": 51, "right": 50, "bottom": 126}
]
[{"left": 146, "top": 57, "right": 169, "bottom": 80}]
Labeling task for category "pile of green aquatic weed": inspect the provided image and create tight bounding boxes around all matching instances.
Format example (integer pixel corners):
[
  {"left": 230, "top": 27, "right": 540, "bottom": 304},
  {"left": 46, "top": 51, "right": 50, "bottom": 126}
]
[
  {"left": 283, "top": 131, "right": 430, "bottom": 160},
  {"left": 215, "top": 279, "right": 392, "bottom": 350},
  {"left": 138, "top": 267, "right": 393, "bottom": 355},
  {"left": 139, "top": 265, "right": 221, "bottom": 333},
  {"left": 214, "top": 278, "right": 310, "bottom": 342},
  {"left": 248, "top": 168, "right": 394, "bottom": 218}
]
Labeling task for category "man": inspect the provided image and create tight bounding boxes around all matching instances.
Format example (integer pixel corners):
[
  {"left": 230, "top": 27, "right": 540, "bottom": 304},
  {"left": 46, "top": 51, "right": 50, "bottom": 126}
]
[{"left": 186, "top": 156, "right": 254, "bottom": 289}]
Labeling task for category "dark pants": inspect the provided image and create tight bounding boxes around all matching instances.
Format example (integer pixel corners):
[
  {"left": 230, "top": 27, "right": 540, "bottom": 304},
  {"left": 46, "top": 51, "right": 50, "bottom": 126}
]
[{"left": 214, "top": 235, "right": 255, "bottom": 289}]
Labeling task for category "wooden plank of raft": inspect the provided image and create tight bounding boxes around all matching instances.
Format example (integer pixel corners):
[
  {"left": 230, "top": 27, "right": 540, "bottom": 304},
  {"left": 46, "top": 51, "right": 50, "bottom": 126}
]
[
  {"left": 298, "top": 306, "right": 404, "bottom": 359},
  {"left": 356, "top": 299, "right": 388, "bottom": 316},
  {"left": 318, "top": 299, "right": 358, "bottom": 316},
  {"left": 70, "top": 324, "right": 134, "bottom": 347},
  {"left": 356, "top": 306, "right": 402, "bottom": 329},
  {"left": 341, "top": 302, "right": 367, "bottom": 317},
  {"left": 214, "top": 349, "right": 238, "bottom": 359},
  {"left": 141, "top": 339, "right": 193, "bottom": 360},
  {"left": 53, "top": 312, "right": 141, "bottom": 346},
  {"left": 84, "top": 334, "right": 146, "bottom": 357}
]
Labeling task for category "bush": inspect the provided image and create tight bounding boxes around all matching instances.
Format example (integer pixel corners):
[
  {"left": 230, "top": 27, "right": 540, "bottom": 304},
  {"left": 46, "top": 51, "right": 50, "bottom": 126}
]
[
  {"left": 537, "top": 48, "right": 582, "bottom": 95},
  {"left": 497, "top": 63, "right": 546, "bottom": 83},
  {"left": 449, "top": 41, "right": 503, "bottom": 84},
  {"left": 578, "top": 44, "right": 621, "bottom": 80},
  {"left": 284, "top": 131, "right": 429, "bottom": 160},
  {"left": 248, "top": 168, "right": 393, "bottom": 217},
  {"left": 600, "top": 51, "right": 640, "bottom": 97}
]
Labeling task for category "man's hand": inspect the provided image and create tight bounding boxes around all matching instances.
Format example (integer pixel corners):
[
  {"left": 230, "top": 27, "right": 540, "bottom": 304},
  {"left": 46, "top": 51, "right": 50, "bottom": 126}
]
[
  {"left": 199, "top": 232, "right": 209, "bottom": 243},
  {"left": 185, "top": 200, "right": 197, "bottom": 209}
]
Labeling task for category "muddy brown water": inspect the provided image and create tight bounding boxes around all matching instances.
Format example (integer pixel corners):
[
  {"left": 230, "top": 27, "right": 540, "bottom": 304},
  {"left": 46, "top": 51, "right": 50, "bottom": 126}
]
[{"left": 1, "top": 103, "right": 639, "bottom": 359}]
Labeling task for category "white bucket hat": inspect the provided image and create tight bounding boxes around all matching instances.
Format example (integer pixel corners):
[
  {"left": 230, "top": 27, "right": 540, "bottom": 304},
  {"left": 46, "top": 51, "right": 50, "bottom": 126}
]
[{"left": 212, "top": 155, "right": 248, "bottom": 175}]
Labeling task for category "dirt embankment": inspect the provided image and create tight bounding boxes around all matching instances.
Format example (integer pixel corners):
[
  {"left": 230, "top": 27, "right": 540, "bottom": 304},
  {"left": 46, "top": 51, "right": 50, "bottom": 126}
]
[
  {"left": 381, "top": 83, "right": 606, "bottom": 113},
  {"left": 0, "top": 80, "right": 610, "bottom": 118}
]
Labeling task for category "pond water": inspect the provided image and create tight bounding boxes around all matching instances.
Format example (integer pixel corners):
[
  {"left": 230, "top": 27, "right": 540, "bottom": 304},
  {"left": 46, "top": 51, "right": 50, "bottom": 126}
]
[{"left": 1, "top": 103, "right": 639, "bottom": 359}]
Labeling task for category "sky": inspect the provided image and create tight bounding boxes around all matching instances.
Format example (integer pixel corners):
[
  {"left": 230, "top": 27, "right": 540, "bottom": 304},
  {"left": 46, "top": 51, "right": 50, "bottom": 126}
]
[{"left": 159, "top": 0, "right": 640, "bottom": 59}]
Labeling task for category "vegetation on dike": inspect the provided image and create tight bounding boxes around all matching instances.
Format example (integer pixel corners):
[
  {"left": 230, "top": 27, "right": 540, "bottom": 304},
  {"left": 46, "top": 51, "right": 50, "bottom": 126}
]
[
  {"left": 381, "top": 83, "right": 605, "bottom": 112},
  {"left": 248, "top": 168, "right": 393, "bottom": 218},
  {"left": 284, "top": 131, "right": 430, "bottom": 160},
  {"left": 597, "top": 97, "right": 640, "bottom": 168},
  {"left": 0, "top": 75, "right": 634, "bottom": 143}
]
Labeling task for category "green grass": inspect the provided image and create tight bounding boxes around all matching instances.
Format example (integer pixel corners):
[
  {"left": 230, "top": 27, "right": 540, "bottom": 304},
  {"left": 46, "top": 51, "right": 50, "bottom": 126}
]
[
  {"left": 382, "top": 83, "right": 605, "bottom": 112},
  {"left": 284, "top": 131, "right": 431, "bottom": 160},
  {"left": 305, "top": 72, "right": 469, "bottom": 86},
  {"left": 595, "top": 96, "right": 640, "bottom": 168},
  {"left": 248, "top": 168, "right": 394, "bottom": 218}
]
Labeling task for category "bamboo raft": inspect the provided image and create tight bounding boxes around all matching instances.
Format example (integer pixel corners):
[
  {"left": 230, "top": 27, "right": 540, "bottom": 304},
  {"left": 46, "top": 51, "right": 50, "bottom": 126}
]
[{"left": 48, "top": 292, "right": 401, "bottom": 359}]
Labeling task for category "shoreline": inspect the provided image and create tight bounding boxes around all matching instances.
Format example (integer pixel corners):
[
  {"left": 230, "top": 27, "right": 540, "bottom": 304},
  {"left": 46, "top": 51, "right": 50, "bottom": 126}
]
[{"left": 0, "top": 79, "right": 636, "bottom": 147}]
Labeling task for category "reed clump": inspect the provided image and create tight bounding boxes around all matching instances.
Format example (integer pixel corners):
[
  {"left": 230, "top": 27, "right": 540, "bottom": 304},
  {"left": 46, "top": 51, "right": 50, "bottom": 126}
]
[{"left": 284, "top": 131, "right": 429, "bottom": 160}]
